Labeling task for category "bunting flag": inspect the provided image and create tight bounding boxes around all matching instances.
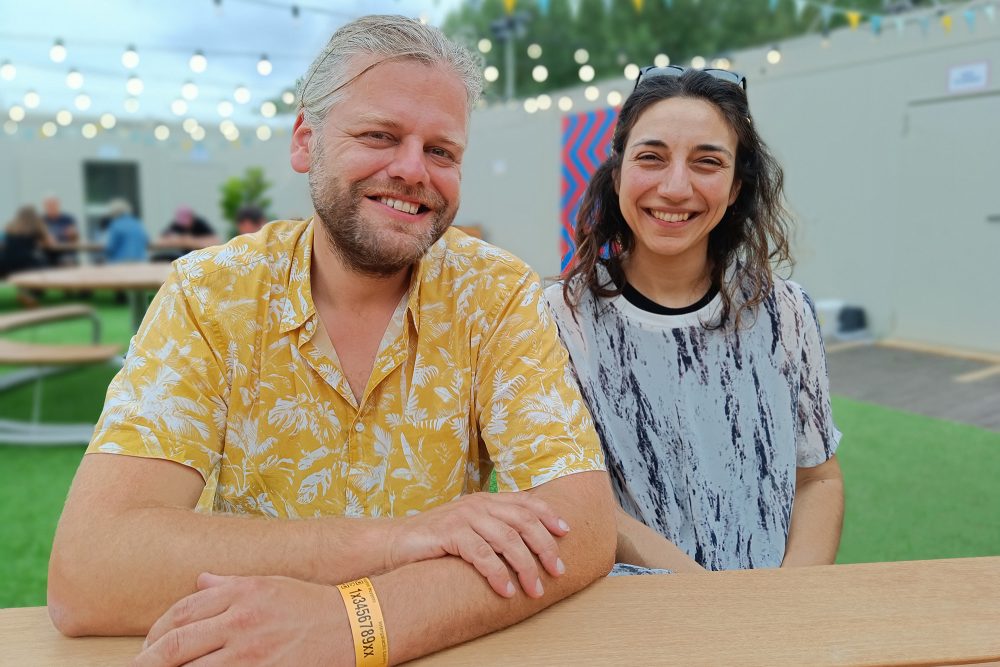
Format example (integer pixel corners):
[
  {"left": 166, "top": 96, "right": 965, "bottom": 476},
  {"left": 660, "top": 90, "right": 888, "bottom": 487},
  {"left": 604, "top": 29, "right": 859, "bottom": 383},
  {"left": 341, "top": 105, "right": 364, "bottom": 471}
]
[
  {"left": 941, "top": 13, "right": 953, "bottom": 31},
  {"left": 919, "top": 15, "right": 931, "bottom": 34},
  {"left": 663, "top": 0, "right": 673, "bottom": 7},
  {"left": 985, "top": 5, "right": 996, "bottom": 22},
  {"left": 894, "top": 16, "right": 905, "bottom": 35},
  {"left": 871, "top": 14, "right": 882, "bottom": 35},
  {"left": 538, "top": 0, "right": 550, "bottom": 15},
  {"left": 820, "top": 4, "right": 834, "bottom": 28},
  {"left": 632, "top": 0, "right": 644, "bottom": 12},
  {"left": 560, "top": 109, "right": 617, "bottom": 271},
  {"left": 846, "top": 10, "right": 861, "bottom": 29},
  {"left": 503, "top": 0, "right": 516, "bottom": 15},
  {"left": 794, "top": 0, "right": 808, "bottom": 18},
  {"left": 964, "top": 8, "right": 976, "bottom": 30},
  {"left": 769, "top": 0, "right": 779, "bottom": 12}
]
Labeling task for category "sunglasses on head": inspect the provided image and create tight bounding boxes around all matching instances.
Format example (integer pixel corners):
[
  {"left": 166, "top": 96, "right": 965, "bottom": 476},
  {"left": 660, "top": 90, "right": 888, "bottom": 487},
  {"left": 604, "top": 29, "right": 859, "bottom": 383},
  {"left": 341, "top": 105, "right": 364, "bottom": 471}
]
[{"left": 632, "top": 65, "right": 747, "bottom": 93}]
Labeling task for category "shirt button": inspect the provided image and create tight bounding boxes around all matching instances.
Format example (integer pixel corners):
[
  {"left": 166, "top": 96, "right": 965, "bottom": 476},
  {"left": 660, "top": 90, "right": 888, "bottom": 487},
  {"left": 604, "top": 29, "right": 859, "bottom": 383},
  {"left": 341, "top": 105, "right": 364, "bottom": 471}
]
[
  {"left": 305, "top": 320, "right": 315, "bottom": 332},
  {"left": 354, "top": 423, "right": 365, "bottom": 433}
]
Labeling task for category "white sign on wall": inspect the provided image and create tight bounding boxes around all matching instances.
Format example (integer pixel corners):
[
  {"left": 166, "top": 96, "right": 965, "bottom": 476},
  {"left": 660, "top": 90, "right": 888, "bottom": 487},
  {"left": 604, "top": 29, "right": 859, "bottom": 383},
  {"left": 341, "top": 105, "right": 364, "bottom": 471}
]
[{"left": 947, "top": 62, "right": 989, "bottom": 94}]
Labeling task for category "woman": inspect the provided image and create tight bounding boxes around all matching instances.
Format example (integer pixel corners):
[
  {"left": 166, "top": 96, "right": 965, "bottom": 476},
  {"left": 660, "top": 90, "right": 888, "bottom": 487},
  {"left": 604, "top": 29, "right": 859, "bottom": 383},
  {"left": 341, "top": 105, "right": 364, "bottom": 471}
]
[
  {"left": 545, "top": 67, "right": 843, "bottom": 572},
  {"left": 1, "top": 205, "right": 54, "bottom": 306}
]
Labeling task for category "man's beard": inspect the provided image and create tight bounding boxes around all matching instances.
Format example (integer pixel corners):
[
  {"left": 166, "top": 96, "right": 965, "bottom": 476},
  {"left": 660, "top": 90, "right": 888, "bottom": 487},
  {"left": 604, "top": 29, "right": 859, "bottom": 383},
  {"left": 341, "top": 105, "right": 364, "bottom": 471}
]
[{"left": 308, "top": 147, "right": 456, "bottom": 277}]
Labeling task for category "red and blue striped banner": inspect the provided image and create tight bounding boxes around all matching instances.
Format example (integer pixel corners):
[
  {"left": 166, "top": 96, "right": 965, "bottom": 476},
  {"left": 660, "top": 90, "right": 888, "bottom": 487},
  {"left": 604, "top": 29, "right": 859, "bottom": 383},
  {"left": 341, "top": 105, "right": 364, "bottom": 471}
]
[{"left": 560, "top": 107, "right": 617, "bottom": 271}]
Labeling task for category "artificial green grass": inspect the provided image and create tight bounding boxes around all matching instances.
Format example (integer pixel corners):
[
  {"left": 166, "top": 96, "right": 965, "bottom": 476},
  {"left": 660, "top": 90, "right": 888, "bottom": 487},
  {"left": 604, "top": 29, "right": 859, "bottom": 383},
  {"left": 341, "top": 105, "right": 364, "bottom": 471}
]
[
  {"left": 1, "top": 284, "right": 998, "bottom": 608},
  {"left": 833, "top": 395, "right": 1000, "bottom": 564}
]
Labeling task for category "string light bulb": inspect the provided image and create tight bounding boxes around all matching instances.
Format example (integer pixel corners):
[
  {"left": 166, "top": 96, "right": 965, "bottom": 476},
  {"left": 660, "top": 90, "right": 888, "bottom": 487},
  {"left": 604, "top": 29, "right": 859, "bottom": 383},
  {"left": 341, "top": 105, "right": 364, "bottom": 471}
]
[
  {"left": 66, "top": 69, "right": 84, "bottom": 89},
  {"left": 24, "top": 91, "right": 40, "bottom": 108},
  {"left": 654, "top": 53, "right": 670, "bottom": 67},
  {"left": 766, "top": 46, "right": 782, "bottom": 65},
  {"left": 50, "top": 39, "right": 66, "bottom": 63},
  {"left": 257, "top": 54, "right": 272, "bottom": 76},
  {"left": 234, "top": 85, "right": 251, "bottom": 104},
  {"left": 0, "top": 60, "right": 15, "bottom": 81},
  {"left": 484, "top": 65, "right": 499, "bottom": 83},
  {"left": 122, "top": 45, "right": 139, "bottom": 69},
  {"left": 126, "top": 74, "right": 144, "bottom": 96},
  {"left": 574, "top": 48, "right": 589, "bottom": 65},
  {"left": 181, "top": 81, "right": 199, "bottom": 100},
  {"left": 190, "top": 50, "right": 207, "bottom": 73}
]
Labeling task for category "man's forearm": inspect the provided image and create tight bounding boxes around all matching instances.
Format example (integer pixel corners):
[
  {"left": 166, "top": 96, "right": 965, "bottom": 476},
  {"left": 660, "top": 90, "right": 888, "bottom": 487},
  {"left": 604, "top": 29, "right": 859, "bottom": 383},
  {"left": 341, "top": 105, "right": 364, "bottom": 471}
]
[
  {"left": 49, "top": 504, "right": 395, "bottom": 636},
  {"left": 371, "top": 471, "right": 615, "bottom": 663}
]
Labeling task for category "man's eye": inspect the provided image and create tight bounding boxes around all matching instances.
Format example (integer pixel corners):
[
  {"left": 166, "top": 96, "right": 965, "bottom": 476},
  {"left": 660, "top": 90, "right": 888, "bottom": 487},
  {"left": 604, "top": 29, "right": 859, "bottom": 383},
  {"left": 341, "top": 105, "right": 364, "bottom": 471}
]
[
  {"left": 428, "top": 147, "right": 455, "bottom": 161},
  {"left": 365, "top": 132, "right": 393, "bottom": 142}
]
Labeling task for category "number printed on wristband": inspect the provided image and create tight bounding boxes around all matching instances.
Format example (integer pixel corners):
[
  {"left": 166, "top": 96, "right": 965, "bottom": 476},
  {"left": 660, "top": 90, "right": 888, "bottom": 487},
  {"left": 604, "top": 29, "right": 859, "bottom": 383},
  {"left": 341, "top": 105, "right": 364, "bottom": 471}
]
[{"left": 337, "top": 577, "right": 388, "bottom": 666}]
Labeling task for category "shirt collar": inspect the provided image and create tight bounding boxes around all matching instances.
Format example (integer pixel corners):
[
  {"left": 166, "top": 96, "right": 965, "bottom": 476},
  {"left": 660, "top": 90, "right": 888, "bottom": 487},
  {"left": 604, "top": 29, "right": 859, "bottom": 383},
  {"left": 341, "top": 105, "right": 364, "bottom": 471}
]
[{"left": 279, "top": 218, "right": 451, "bottom": 336}]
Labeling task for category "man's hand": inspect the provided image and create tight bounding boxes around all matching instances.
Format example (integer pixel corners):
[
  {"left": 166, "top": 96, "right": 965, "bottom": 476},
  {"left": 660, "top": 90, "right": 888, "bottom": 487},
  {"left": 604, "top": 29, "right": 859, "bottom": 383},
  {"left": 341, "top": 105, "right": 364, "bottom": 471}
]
[
  {"left": 133, "top": 573, "right": 349, "bottom": 667},
  {"left": 385, "top": 491, "right": 570, "bottom": 599}
]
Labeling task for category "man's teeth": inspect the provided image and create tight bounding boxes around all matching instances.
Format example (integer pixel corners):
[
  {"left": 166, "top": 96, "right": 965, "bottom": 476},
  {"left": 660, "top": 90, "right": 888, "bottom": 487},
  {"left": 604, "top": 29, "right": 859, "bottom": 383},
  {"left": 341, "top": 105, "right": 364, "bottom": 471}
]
[
  {"left": 650, "top": 210, "right": 691, "bottom": 223},
  {"left": 378, "top": 197, "right": 420, "bottom": 215}
]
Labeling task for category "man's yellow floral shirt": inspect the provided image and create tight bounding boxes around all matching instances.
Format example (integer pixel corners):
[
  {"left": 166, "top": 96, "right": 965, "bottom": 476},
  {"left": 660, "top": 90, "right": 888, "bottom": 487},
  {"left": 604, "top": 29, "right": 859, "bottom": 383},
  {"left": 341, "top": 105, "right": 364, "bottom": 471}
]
[{"left": 88, "top": 219, "right": 605, "bottom": 517}]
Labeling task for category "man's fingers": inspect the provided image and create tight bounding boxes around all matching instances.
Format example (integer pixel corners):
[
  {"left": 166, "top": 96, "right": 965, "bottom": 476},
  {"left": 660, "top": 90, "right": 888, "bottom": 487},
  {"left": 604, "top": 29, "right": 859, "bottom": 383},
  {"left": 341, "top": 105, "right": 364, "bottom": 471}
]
[
  {"left": 490, "top": 491, "right": 571, "bottom": 537},
  {"left": 455, "top": 534, "right": 517, "bottom": 598},
  {"left": 144, "top": 586, "right": 232, "bottom": 649},
  {"left": 133, "top": 617, "right": 226, "bottom": 667},
  {"left": 484, "top": 503, "right": 565, "bottom": 582}
]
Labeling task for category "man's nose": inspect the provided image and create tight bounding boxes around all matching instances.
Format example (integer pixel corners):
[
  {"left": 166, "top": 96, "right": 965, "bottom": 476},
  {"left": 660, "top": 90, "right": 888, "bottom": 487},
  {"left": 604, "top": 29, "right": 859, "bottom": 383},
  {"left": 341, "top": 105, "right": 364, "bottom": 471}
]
[{"left": 385, "top": 137, "right": 430, "bottom": 185}]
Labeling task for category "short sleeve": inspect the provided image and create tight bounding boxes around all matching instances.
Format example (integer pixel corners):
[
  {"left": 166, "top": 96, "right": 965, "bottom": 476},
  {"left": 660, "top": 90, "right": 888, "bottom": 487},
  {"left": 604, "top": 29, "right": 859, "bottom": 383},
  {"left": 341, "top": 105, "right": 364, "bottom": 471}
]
[
  {"left": 794, "top": 286, "right": 842, "bottom": 467},
  {"left": 87, "top": 266, "right": 228, "bottom": 483},
  {"left": 476, "top": 272, "right": 605, "bottom": 491}
]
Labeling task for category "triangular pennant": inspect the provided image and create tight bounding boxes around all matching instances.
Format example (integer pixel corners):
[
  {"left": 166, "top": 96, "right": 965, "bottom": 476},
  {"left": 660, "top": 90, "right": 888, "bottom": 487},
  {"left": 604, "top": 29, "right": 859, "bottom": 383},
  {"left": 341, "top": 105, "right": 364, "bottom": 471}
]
[
  {"left": 871, "top": 14, "right": 882, "bottom": 35},
  {"left": 985, "top": 6, "right": 996, "bottom": 23},
  {"left": 538, "top": 0, "right": 550, "bottom": 14},
  {"left": 894, "top": 16, "right": 905, "bottom": 35},
  {"left": 820, "top": 5, "right": 834, "bottom": 27},
  {"left": 941, "top": 13, "right": 953, "bottom": 32},
  {"left": 769, "top": 0, "right": 778, "bottom": 12},
  {"left": 503, "top": 0, "right": 516, "bottom": 14},
  {"left": 964, "top": 8, "right": 976, "bottom": 31},
  {"left": 846, "top": 11, "right": 862, "bottom": 30},
  {"left": 663, "top": 0, "right": 673, "bottom": 7},
  {"left": 568, "top": 0, "right": 581, "bottom": 17},
  {"left": 632, "top": 0, "right": 644, "bottom": 12},
  {"left": 919, "top": 16, "right": 930, "bottom": 35},
  {"left": 794, "top": 0, "right": 807, "bottom": 18}
]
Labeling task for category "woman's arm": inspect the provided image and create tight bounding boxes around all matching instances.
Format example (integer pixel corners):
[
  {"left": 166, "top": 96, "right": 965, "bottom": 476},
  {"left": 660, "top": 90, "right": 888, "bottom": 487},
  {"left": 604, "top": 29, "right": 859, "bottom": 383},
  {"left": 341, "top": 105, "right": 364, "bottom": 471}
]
[
  {"left": 782, "top": 454, "right": 844, "bottom": 567},
  {"left": 615, "top": 505, "right": 705, "bottom": 572}
]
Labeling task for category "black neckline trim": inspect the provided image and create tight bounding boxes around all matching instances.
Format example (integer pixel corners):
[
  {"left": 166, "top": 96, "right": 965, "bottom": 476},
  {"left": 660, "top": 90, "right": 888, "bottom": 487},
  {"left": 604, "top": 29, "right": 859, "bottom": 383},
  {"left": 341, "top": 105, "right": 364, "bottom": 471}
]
[{"left": 621, "top": 281, "right": 719, "bottom": 315}]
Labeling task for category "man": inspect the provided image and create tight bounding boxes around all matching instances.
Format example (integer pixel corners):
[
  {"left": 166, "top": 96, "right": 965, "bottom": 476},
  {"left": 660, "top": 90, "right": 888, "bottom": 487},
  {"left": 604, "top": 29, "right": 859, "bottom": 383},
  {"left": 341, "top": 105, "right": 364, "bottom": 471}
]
[
  {"left": 41, "top": 195, "right": 79, "bottom": 266},
  {"left": 103, "top": 198, "right": 149, "bottom": 263},
  {"left": 153, "top": 205, "right": 220, "bottom": 260},
  {"left": 48, "top": 14, "right": 615, "bottom": 665},
  {"left": 234, "top": 205, "right": 266, "bottom": 235}
]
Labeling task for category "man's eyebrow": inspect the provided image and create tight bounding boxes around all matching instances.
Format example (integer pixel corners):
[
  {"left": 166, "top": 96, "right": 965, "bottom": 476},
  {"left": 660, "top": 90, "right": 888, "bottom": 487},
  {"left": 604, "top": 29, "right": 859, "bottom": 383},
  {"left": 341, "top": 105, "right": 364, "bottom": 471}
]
[
  {"left": 352, "top": 113, "right": 466, "bottom": 152},
  {"left": 628, "top": 138, "right": 734, "bottom": 159}
]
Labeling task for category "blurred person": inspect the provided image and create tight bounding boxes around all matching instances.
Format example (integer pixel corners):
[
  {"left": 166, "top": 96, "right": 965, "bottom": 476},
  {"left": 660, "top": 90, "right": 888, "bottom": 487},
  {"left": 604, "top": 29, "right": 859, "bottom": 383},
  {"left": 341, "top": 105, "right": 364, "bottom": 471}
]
[
  {"left": 546, "top": 66, "right": 844, "bottom": 573},
  {"left": 154, "top": 205, "right": 220, "bottom": 261},
  {"left": 48, "top": 14, "right": 615, "bottom": 666},
  {"left": 103, "top": 198, "right": 149, "bottom": 264},
  {"left": 41, "top": 195, "right": 80, "bottom": 267},
  {"left": 1, "top": 205, "right": 54, "bottom": 307},
  {"left": 234, "top": 204, "right": 266, "bottom": 235}
]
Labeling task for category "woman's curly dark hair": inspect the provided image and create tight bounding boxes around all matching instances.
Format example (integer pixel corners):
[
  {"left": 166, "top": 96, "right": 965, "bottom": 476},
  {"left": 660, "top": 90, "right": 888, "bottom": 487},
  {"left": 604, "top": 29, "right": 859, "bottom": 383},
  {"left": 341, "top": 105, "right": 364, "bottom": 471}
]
[{"left": 562, "top": 68, "right": 792, "bottom": 329}]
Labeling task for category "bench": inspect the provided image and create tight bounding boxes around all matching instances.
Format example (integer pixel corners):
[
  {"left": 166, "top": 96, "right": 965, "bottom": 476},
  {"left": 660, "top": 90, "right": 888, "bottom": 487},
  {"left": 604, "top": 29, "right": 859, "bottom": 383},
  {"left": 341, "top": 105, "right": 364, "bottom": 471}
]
[{"left": 0, "top": 304, "right": 121, "bottom": 445}]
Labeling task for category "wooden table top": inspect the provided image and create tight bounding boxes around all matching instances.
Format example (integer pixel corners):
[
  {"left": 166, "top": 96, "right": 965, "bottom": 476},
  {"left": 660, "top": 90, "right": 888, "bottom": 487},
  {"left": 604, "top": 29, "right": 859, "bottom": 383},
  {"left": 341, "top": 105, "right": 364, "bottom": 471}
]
[
  {"left": 8, "top": 262, "right": 172, "bottom": 291},
  {"left": 3, "top": 557, "right": 999, "bottom": 666}
]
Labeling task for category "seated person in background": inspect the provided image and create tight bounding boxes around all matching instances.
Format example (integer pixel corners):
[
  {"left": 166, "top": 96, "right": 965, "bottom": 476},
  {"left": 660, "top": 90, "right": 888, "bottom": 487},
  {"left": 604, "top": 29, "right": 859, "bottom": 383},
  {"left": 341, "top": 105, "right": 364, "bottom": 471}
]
[
  {"left": 48, "top": 15, "right": 615, "bottom": 666},
  {"left": 235, "top": 204, "right": 266, "bottom": 235},
  {"left": 103, "top": 198, "right": 149, "bottom": 264},
  {"left": 1, "top": 205, "right": 54, "bottom": 307},
  {"left": 545, "top": 66, "right": 843, "bottom": 573},
  {"left": 41, "top": 195, "right": 79, "bottom": 267},
  {"left": 154, "top": 205, "right": 220, "bottom": 260}
]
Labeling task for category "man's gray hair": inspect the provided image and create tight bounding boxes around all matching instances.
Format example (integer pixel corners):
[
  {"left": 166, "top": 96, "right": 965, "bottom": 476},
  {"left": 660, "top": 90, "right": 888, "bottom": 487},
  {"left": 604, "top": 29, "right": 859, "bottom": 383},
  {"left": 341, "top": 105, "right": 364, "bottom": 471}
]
[
  {"left": 107, "top": 198, "right": 132, "bottom": 218},
  {"left": 297, "top": 14, "right": 483, "bottom": 130}
]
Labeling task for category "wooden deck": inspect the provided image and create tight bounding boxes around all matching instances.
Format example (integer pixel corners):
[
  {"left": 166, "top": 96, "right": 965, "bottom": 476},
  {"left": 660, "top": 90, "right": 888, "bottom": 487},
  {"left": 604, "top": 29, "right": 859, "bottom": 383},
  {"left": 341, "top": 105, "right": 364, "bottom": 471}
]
[{"left": 826, "top": 341, "right": 1000, "bottom": 432}]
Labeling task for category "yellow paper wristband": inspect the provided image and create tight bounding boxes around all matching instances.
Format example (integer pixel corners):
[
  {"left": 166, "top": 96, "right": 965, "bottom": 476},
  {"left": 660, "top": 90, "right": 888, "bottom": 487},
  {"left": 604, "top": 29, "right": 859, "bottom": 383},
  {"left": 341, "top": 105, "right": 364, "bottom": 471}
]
[{"left": 337, "top": 577, "right": 389, "bottom": 667}]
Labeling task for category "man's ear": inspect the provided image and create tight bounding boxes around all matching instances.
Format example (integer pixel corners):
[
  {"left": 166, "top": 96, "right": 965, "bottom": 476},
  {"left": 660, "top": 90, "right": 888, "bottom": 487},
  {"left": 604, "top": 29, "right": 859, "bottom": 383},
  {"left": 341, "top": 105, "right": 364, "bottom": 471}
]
[{"left": 290, "top": 111, "right": 313, "bottom": 174}]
